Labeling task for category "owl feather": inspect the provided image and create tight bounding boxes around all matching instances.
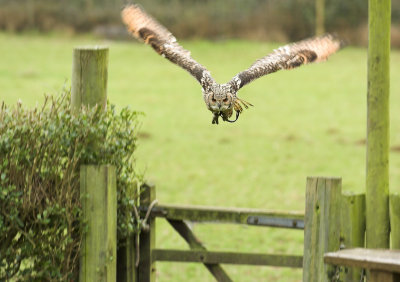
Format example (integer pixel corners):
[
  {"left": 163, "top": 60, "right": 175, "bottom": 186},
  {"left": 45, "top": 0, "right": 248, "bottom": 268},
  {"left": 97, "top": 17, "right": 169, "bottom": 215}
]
[
  {"left": 228, "top": 34, "right": 345, "bottom": 92},
  {"left": 121, "top": 4, "right": 215, "bottom": 91}
]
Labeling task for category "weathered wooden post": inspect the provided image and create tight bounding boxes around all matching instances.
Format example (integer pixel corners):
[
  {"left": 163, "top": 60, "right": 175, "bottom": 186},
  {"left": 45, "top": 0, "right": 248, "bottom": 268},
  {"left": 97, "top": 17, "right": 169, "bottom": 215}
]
[
  {"left": 71, "top": 46, "right": 117, "bottom": 282},
  {"left": 117, "top": 183, "right": 138, "bottom": 282},
  {"left": 366, "top": 0, "right": 391, "bottom": 249},
  {"left": 340, "top": 192, "right": 366, "bottom": 281},
  {"left": 390, "top": 194, "right": 400, "bottom": 249},
  {"left": 71, "top": 47, "right": 108, "bottom": 113},
  {"left": 315, "top": 0, "right": 325, "bottom": 35},
  {"left": 79, "top": 165, "right": 117, "bottom": 281},
  {"left": 138, "top": 184, "right": 156, "bottom": 282},
  {"left": 303, "top": 177, "right": 342, "bottom": 282}
]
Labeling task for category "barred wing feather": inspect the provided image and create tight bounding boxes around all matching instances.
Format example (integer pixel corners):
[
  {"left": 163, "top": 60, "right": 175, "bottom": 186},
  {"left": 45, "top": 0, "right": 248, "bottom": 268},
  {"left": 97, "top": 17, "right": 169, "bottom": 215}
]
[
  {"left": 228, "top": 34, "right": 344, "bottom": 92},
  {"left": 122, "top": 4, "right": 215, "bottom": 91}
]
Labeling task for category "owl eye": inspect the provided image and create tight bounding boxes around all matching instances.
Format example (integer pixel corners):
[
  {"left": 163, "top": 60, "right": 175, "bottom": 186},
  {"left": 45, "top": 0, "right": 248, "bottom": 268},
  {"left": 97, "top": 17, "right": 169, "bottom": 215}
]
[
  {"left": 211, "top": 97, "right": 216, "bottom": 102},
  {"left": 223, "top": 97, "right": 229, "bottom": 102}
]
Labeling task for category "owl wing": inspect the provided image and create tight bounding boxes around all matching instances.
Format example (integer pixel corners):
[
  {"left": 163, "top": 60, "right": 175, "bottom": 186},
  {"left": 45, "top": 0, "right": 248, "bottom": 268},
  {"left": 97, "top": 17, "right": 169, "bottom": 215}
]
[
  {"left": 122, "top": 4, "right": 215, "bottom": 91},
  {"left": 228, "top": 34, "right": 345, "bottom": 92}
]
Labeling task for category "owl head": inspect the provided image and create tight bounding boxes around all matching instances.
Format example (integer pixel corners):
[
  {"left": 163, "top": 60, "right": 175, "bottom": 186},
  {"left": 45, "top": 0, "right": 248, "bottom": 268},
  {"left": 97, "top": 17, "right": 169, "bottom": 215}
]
[{"left": 203, "top": 84, "right": 237, "bottom": 124}]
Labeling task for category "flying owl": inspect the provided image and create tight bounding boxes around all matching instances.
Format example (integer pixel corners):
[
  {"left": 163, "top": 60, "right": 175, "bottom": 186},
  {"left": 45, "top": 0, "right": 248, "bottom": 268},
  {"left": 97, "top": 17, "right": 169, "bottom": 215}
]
[{"left": 122, "top": 4, "right": 344, "bottom": 124}]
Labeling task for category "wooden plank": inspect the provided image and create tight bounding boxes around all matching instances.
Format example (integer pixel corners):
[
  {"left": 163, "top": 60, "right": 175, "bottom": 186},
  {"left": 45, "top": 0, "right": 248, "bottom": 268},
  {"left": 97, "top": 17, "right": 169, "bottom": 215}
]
[
  {"left": 138, "top": 184, "right": 156, "bottom": 282},
  {"left": 390, "top": 194, "right": 400, "bottom": 249},
  {"left": 140, "top": 204, "right": 304, "bottom": 228},
  {"left": 168, "top": 219, "right": 232, "bottom": 282},
  {"left": 71, "top": 46, "right": 108, "bottom": 113},
  {"left": 366, "top": 0, "right": 391, "bottom": 249},
  {"left": 152, "top": 249, "right": 303, "bottom": 268},
  {"left": 117, "top": 181, "right": 138, "bottom": 282},
  {"left": 324, "top": 248, "right": 400, "bottom": 274},
  {"left": 79, "top": 165, "right": 117, "bottom": 282},
  {"left": 340, "top": 192, "right": 366, "bottom": 281},
  {"left": 370, "top": 270, "right": 400, "bottom": 282},
  {"left": 302, "top": 177, "right": 342, "bottom": 282},
  {"left": 117, "top": 235, "right": 137, "bottom": 282}
]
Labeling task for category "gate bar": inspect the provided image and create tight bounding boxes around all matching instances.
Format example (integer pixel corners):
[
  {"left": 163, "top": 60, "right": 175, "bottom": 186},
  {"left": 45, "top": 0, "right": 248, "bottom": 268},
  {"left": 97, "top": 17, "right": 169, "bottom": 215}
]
[{"left": 140, "top": 204, "right": 304, "bottom": 229}]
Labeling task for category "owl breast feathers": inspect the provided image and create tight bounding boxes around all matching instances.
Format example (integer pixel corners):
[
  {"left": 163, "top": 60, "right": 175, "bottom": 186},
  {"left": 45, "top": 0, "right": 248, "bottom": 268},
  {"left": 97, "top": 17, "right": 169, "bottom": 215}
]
[{"left": 122, "top": 4, "right": 345, "bottom": 124}]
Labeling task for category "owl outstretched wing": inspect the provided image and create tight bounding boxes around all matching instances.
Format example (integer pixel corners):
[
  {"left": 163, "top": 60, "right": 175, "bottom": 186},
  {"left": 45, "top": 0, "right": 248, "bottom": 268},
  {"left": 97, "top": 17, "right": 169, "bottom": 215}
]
[
  {"left": 228, "top": 34, "right": 345, "bottom": 92},
  {"left": 122, "top": 4, "right": 215, "bottom": 91}
]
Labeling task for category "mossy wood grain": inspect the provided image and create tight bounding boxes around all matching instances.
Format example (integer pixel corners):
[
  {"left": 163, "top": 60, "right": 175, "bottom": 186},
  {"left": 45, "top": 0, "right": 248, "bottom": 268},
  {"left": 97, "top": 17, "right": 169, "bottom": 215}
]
[
  {"left": 73, "top": 47, "right": 117, "bottom": 282},
  {"left": 118, "top": 184, "right": 138, "bottom": 282},
  {"left": 369, "top": 271, "right": 400, "bottom": 282},
  {"left": 302, "top": 177, "right": 342, "bottom": 282},
  {"left": 366, "top": 0, "right": 391, "bottom": 249},
  {"left": 152, "top": 249, "right": 303, "bottom": 267},
  {"left": 141, "top": 204, "right": 304, "bottom": 228},
  {"left": 79, "top": 165, "right": 117, "bottom": 282},
  {"left": 390, "top": 194, "right": 400, "bottom": 249},
  {"left": 340, "top": 192, "right": 366, "bottom": 281},
  {"left": 71, "top": 46, "right": 108, "bottom": 112},
  {"left": 117, "top": 235, "right": 137, "bottom": 282},
  {"left": 138, "top": 184, "right": 156, "bottom": 282}
]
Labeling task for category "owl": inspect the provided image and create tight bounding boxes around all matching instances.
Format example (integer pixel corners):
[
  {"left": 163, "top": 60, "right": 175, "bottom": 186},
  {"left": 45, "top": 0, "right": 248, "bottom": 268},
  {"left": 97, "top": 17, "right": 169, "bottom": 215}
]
[{"left": 122, "top": 4, "right": 344, "bottom": 124}]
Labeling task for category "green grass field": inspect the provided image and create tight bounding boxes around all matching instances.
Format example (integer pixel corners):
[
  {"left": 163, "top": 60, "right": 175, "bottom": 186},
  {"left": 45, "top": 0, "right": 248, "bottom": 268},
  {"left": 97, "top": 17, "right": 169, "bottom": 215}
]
[{"left": 1, "top": 32, "right": 400, "bottom": 281}]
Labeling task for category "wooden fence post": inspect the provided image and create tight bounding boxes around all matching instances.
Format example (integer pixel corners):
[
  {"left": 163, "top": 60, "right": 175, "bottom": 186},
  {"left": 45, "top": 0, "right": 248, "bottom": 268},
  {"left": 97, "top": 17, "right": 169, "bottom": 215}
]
[
  {"left": 71, "top": 46, "right": 108, "bottom": 112},
  {"left": 79, "top": 165, "right": 117, "bottom": 282},
  {"left": 138, "top": 184, "right": 156, "bottom": 282},
  {"left": 390, "top": 194, "right": 400, "bottom": 249},
  {"left": 117, "top": 182, "right": 137, "bottom": 282},
  {"left": 340, "top": 192, "right": 366, "bottom": 281},
  {"left": 366, "top": 0, "right": 391, "bottom": 249},
  {"left": 117, "top": 231, "right": 137, "bottom": 282},
  {"left": 71, "top": 46, "right": 117, "bottom": 282},
  {"left": 303, "top": 177, "right": 342, "bottom": 282}
]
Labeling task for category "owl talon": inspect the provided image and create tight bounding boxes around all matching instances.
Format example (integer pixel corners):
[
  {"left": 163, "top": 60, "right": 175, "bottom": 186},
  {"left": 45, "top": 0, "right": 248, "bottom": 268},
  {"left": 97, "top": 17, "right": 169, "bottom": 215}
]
[
  {"left": 223, "top": 111, "right": 240, "bottom": 123},
  {"left": 212, "top": 113, "right": 220, "bottom": 124},
  {"left": 212, "top": 111, "right": 239, "bottom": 124}
]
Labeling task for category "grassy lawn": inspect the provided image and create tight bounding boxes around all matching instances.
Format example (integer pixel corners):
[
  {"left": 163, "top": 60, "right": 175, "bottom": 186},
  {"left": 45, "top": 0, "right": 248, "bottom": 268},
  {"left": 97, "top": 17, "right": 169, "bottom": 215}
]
[{"left": 1, "top": 32, "right": 400, "bottom": 281}]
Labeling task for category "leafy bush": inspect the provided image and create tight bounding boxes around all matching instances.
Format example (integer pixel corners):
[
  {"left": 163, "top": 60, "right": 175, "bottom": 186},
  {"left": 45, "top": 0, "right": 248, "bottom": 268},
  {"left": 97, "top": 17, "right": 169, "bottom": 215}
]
[{"left": 0, "top": 90, "right": 142, "bottom": 280}]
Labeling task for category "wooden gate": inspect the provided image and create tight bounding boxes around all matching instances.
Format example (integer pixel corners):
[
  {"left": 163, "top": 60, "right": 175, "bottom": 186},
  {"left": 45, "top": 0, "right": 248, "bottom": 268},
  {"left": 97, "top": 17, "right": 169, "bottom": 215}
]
[{"left": 117, "top": 177, "right": 368, "bottom": 282}]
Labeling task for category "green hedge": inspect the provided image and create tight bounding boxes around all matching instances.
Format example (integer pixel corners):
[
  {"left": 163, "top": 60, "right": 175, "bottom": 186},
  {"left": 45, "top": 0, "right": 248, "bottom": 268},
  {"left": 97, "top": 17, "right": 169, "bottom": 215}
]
[
  {"left": 0, "top": 89, "right": 142, "bottom": 280},
  {"left": 2, "top": 0, "right": 398, "bottom": 38}
]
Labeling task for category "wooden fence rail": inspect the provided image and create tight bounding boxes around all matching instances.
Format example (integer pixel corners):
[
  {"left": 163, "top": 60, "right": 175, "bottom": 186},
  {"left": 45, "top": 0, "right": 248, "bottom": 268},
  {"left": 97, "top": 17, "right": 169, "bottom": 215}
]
[
  {"left": 139, "top": 204, "right": 304, "bottom": 229},
  {"left": 152, "top": 249, "right": 303, "bottom": 267},
  {"left": 325, "top": 248, "right": 400, "bottom": 282}
]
